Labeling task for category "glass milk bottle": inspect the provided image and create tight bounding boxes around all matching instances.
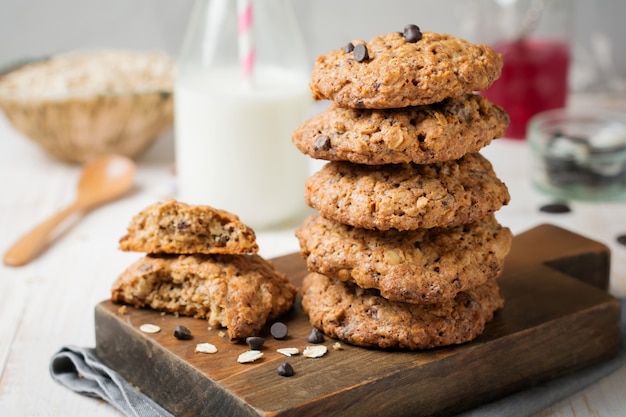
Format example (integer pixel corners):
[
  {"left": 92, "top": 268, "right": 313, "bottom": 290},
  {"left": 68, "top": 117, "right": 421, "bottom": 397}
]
[{"left": 174, "top": 0, "right": 312, "bottom": 229}]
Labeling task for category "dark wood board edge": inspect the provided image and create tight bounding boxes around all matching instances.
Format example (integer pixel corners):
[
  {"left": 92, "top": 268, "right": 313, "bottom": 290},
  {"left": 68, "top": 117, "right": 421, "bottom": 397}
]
[
  {"left": 505, "top": 224, "right": 611, "bottom": 290},
  {"left": 95, "top": 303, "right": 264, "bottom": 417},
  {"left": 279, "top": 301, "right": 621, "bottom": 417}
]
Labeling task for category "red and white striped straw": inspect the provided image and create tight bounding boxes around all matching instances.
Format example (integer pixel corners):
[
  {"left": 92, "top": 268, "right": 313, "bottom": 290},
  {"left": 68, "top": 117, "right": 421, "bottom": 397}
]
[{"left": 237, "top": 0, "right": 254, "bottom": 84}]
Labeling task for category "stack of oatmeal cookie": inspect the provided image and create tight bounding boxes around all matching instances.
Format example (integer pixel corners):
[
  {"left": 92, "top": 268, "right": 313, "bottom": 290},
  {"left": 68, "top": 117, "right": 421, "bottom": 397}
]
[
  {"left": 292, "top": 26, "right": 513, "bottom": 350},
  {"left": 110, "top": 200, "right": 297, "bottom": 340}
]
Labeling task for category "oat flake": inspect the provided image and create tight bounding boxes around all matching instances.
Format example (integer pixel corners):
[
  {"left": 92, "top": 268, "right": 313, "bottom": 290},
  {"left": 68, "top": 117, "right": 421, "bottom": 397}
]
[
  {"left": 195, "top": 343, "right": 218, "bottom": 354},
  {"left": 276, "top": 347, "right": 300, "bottom": 357},
  {"left": 303, "top": 345, "right": 328, "bottom": 358},
  {"left": 139, "top": 323, "right": 161, "bottom": 334},
  {"left": 238, "top": 350, "right": 263, "bottom": 363}
]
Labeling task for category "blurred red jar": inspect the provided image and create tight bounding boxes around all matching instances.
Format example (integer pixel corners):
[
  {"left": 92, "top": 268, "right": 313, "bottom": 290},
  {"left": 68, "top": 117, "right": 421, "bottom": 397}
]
[{"left": 483, "top": 38, "right": 570, "bottom": 139}]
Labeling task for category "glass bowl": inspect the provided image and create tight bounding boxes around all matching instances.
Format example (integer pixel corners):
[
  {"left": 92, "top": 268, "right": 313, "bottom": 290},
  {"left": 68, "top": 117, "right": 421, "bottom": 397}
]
[{"left": 528, "top": 108, "right": 626, "bottom": 201}]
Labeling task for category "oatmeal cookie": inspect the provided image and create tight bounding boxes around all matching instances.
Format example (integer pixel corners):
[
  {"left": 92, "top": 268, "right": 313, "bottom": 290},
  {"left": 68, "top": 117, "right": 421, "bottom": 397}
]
[
  {"left": 310, "top": 30, "right": 502, "bottom": 109},
  {"left": 119, "top": 199, "right": 258, "bottom": 255},
  {"left": 301, "top": 272, "right": 504, "bottom": 350},
  {"left": 296, "top": 214, "right": 512, "bottom": 304},
  {"left": 111, "top": 254, "right": 297, "bottom": 340},
  {"left": 305, "top": 153, "right": 510, "bottom": 230},
  {"left": 292, "top": 94, "right": 508, "bottom": 165}
]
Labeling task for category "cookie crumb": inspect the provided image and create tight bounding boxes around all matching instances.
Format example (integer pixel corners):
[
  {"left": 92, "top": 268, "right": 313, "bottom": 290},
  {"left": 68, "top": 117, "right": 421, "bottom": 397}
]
[
  {"left": 332, "top": 342, "right": 344, "bottom": 351},
  {"left": 117, "top": 305, "right": 127, "bottom": 315}
]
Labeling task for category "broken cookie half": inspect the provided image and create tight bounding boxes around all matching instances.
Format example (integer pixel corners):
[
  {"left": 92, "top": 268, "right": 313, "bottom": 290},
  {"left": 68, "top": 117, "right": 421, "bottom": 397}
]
[
  {"left": 111, "top": 253, "right": 297, "bottom": 340},
  {"left": 119, "top": 199, "right": 259, "bottom": 255}
]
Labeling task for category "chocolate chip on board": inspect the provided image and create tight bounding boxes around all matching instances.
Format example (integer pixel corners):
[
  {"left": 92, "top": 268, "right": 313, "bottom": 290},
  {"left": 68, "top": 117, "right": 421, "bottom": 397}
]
[
  {"left": 173, "top": 325, "right": 193, "bottom": 340},
  {"left": 246, "top": 336, "right": 265, "bottom": 350},
  {"left": 344, "top": 42, "right": 355, "bottom": 53},
  {"left": 307, "top": 327, "right": 325, "bottom": 344},
  {"left": 277, "top": 362, "right": 295, "bottom": 377},
  {"left": 617, "top": 234, "right": 626, "bottom": 247},
  {"left": 539, "top": 202, "right": 572, "bottom": 214},
  {"left": 354, "top": 44, "right": 369, "bottom": 62},
  {"left": 270, "top": 322, "right": 288, "bottom": 339}
]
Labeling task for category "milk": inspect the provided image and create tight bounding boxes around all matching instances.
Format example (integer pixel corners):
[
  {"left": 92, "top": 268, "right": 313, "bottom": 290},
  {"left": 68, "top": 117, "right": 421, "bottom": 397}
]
[{"left": 174, "top": 66, "right": 312, "bottom": 229}]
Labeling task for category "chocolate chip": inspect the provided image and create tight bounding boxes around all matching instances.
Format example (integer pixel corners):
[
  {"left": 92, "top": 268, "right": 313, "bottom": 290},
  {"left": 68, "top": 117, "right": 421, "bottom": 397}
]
[
  {"left": 617, "top": 234, "right": 626, "bottom": 246},
  {"left": 539, "top": 202, "right": 572, "bottom": 214},
  {"left": 173, "top": 325, "right": 193, "bottom": 340},
  {"left": 277, "top": 362, "right": 294, "bottom": 377},
  {"left": 403, "top": 24, "right": 422, "bottom": 43},
  {"left": 246, "top": 336, "right": 265, "bottom": 350},
  {"left": 344, "top": 42, "right": 354, "bottom": 53},
  {"left": 270, "top": 322, "right": 288, "bottom": 339},
  {"left": 353, "top": 44, "right": 369, "bottom": 62},
  {"left": 307, "top": 328, "right": 325, "bottom": 344},
  {"left": 177, "top": 221, "right": 190, "bottom": 230}
]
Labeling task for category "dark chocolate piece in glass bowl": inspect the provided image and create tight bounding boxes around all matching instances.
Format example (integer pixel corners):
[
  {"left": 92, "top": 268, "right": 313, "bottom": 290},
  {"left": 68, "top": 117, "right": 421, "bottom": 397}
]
[{"left": 528, "top": 109, "right": 626, "bottom": 201}]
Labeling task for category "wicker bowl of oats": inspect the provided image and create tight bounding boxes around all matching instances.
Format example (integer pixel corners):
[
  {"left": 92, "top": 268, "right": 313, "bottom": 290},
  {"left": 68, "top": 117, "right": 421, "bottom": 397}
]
[{"left": 0, "top": 49, "right": 174, "bottom": 163}]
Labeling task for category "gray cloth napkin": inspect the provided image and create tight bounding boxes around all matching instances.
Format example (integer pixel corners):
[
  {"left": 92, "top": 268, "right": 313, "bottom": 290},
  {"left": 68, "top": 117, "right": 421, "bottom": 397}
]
[
  {"left": 49, "top": 345, "right": 173, "bottom": 417},
  {"left": 50, "top": 300, "right": 625, "bottom": 417}
]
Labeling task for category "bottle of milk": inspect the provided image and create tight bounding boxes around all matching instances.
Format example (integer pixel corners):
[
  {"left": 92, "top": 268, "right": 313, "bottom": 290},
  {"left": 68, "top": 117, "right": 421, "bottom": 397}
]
[{"left": 175, "top": 0, "right": 312, "bottom": 230}]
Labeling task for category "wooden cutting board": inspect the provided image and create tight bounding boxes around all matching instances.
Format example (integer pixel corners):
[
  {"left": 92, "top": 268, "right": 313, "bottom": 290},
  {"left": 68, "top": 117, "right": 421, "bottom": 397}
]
[{"left": 95, "top": 224, "right": 621, "bottom": 417}]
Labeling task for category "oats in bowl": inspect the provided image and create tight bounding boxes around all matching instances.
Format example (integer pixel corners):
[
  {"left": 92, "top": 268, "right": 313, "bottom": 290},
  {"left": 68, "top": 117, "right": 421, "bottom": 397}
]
[{"left": 0, "top": 49, "right": 175, "bottom": 163}]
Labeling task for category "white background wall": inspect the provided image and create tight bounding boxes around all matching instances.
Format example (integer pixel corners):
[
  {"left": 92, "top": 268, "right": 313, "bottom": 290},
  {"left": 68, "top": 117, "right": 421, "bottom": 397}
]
[{"left": 1, "top": 0, "right": 625, "bottom": 93}]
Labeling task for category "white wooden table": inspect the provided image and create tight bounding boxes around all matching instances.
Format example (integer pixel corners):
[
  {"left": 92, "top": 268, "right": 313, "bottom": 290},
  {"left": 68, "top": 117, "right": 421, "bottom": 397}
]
[{"left": 0, "top": 95, "right": 625, "bottom": 416}]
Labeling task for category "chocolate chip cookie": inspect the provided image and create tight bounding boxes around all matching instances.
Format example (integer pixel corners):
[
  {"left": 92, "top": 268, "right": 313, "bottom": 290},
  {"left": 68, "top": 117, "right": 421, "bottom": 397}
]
[
  {"left": 119, "top": 199, "right": 258, "bottom": 255},
  {"left": 296, "top": 214, "right": 512, "bottom": 304},
  {"left": 301, "top": 272, "right": 504, "bottom": 349},
  {"left": 111, "top": 254, "right": 297, "bottom": 340},
  {"left": 310, "top": 31, "right": 502, "bottom": 109},
  {"left": 292, "top": 94, "right": 508, "bottom": 165},
  {"left": 305, "top": 153, "right": 510, "bottom": 230}
]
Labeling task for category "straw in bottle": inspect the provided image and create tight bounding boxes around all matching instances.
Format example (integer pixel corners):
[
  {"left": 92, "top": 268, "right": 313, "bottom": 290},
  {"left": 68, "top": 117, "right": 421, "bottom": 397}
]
[{"left": 237, "top": 0, "right": 254, "bottom": 85}]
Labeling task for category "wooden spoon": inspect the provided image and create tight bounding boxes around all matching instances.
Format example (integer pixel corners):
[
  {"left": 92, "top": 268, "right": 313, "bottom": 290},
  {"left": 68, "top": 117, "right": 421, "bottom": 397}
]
[{"left": 3, "top": 154, "right": 136, "bottom": 267}]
